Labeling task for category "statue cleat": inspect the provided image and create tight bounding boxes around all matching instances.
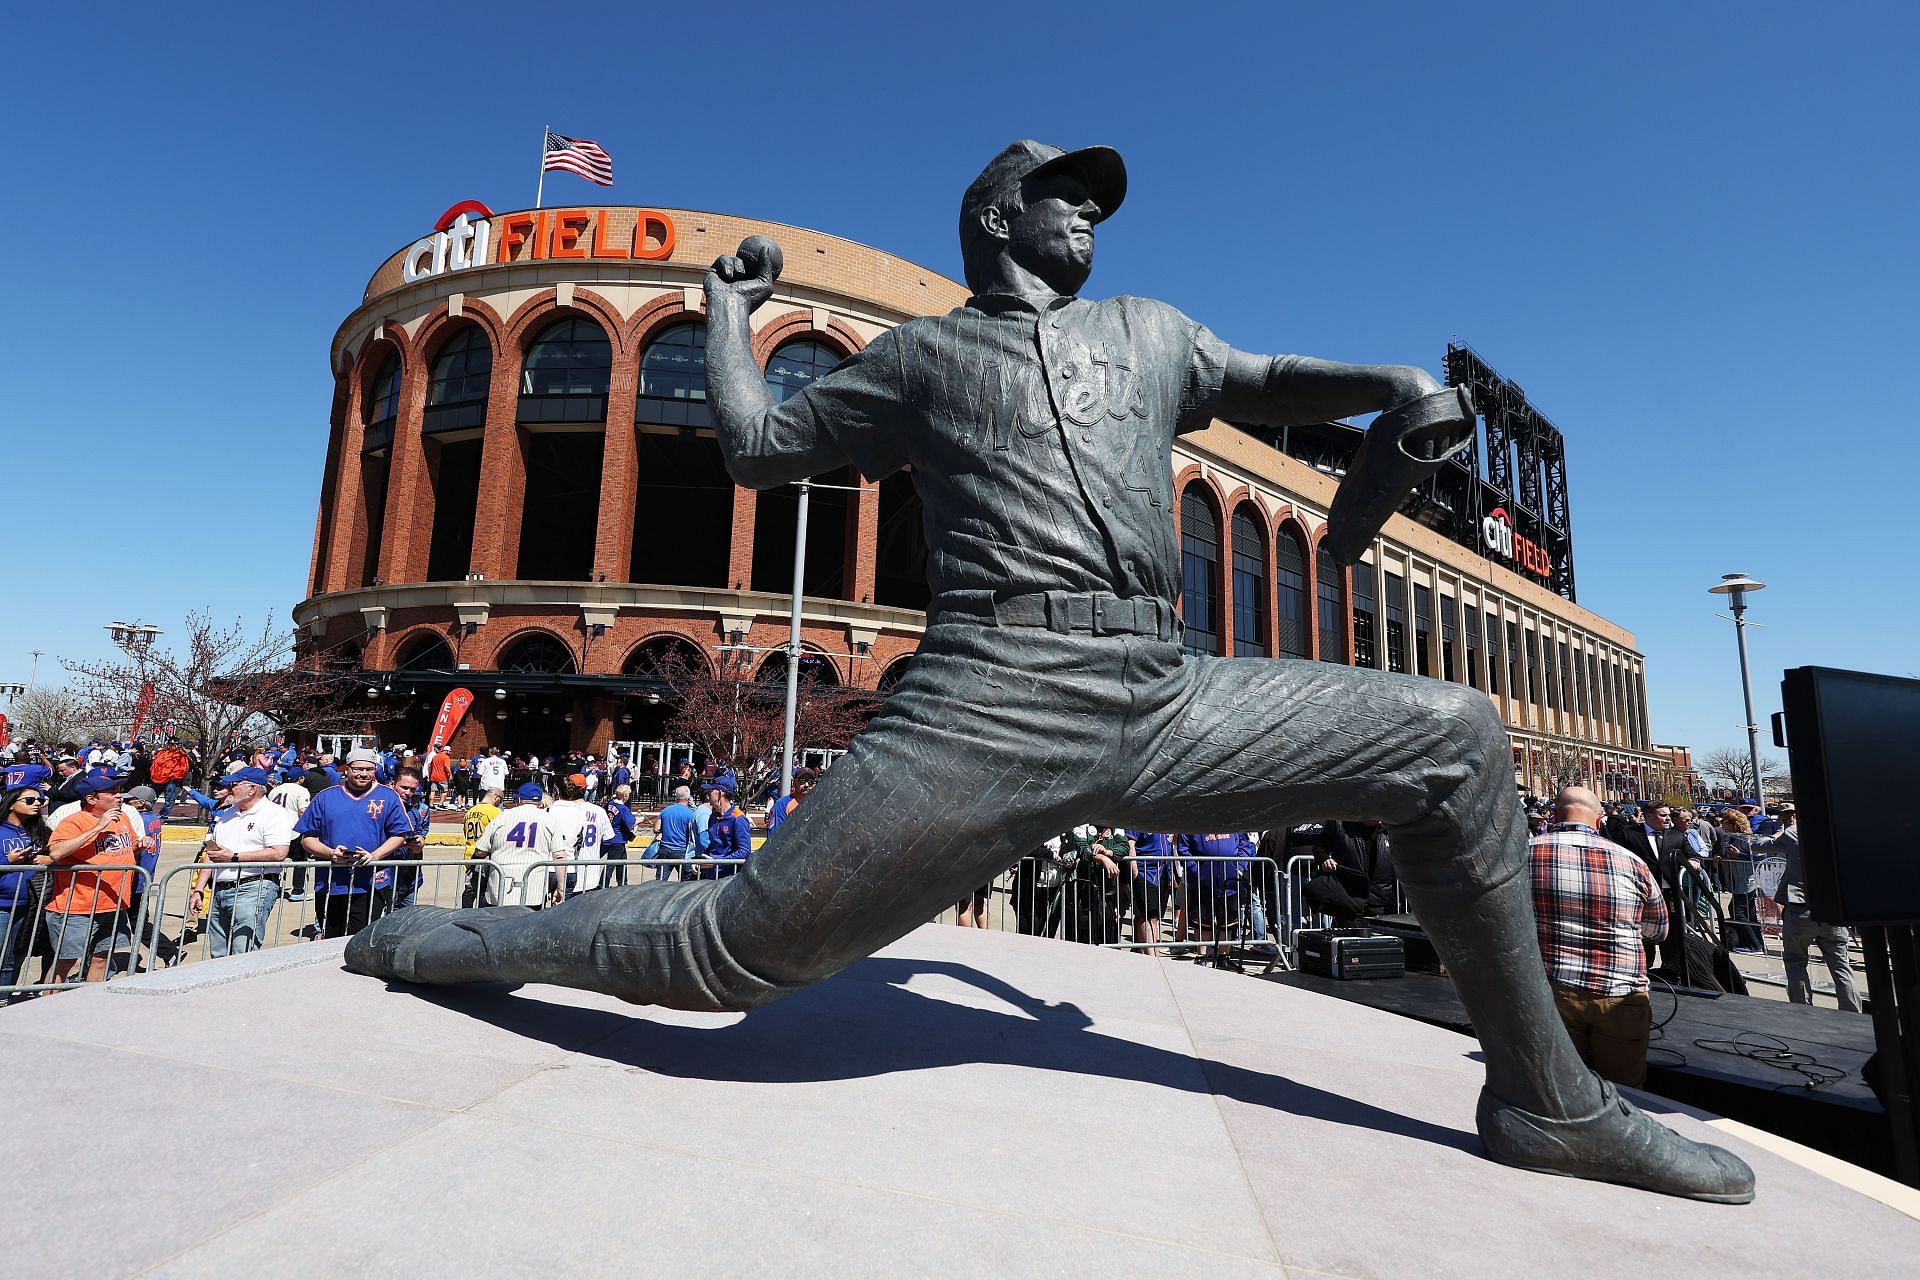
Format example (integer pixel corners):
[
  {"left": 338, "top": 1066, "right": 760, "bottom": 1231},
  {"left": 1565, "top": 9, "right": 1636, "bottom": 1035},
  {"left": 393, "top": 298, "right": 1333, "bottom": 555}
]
[{"left": 1477, "top": 1078, "right": 1755, "bottom": 1204}]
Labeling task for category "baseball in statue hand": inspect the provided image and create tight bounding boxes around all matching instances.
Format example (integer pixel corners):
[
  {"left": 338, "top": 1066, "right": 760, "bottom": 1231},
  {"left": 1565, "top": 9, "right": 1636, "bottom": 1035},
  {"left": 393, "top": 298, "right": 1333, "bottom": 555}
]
[{"left": 737, "top": 235, "right": 784, "bottom": 282}]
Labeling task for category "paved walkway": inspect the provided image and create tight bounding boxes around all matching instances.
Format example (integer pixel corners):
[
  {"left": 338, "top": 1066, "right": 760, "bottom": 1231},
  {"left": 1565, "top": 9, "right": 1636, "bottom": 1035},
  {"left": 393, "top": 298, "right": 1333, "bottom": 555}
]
[{"left": 1, "top": 924, "right": 1913, "bottom": 1278}]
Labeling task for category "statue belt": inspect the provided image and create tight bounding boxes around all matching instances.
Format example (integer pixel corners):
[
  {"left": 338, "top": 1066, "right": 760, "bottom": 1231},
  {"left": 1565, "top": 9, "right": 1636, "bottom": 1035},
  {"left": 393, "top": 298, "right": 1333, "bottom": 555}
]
[{"left": 934, "top": 590, "right": 1182, "bottom": 643}]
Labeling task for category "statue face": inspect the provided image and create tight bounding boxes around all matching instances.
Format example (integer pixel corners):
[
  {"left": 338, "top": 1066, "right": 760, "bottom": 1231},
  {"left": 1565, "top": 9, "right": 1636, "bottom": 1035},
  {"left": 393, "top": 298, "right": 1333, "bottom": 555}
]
[{"left": 1002, "top": 168, "right": 1102, "bottom": 294}]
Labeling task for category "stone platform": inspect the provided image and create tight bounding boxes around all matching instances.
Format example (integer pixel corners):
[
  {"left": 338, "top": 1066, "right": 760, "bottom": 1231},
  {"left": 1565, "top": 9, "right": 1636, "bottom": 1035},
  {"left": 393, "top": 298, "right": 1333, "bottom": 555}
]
[{"left": 3, "top": 926, "right": 1916, "bottom": 1278}]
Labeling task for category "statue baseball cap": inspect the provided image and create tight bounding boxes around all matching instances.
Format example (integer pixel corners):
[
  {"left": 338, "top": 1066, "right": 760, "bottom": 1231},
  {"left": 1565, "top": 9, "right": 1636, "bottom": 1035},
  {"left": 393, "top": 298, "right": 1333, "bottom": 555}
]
[{"left": 959, "top": 140, "right": 1127, "bottom": 232}]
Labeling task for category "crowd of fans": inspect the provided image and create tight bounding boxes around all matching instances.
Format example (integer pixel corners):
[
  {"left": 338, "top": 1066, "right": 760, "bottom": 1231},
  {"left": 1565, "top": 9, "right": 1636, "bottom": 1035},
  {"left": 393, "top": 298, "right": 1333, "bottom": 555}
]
[
  {"left": 1, "top": 730, "right": 1833, "bottom": 1034},
  {"left": 0, "top": 731, "right": 815, "bottom": 997}
]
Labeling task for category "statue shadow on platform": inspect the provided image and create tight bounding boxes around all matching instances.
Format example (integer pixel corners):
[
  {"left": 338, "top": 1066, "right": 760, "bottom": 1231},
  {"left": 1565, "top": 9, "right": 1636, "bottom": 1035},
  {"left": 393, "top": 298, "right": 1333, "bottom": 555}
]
[{"left": 373, "top": 956, "right": 1482, "bottom": 1156}]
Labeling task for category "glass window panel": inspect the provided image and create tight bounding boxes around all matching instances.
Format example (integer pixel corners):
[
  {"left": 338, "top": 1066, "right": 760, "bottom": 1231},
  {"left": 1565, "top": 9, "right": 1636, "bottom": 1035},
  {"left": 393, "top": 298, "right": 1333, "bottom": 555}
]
[
  {"left": 1316, "top": 544, "right": 1347, "bottom": 664},
  {"left": 638, "top": 322, "right": 712, "bottom": 429},
  {"left": 520, "top": 317, "right": 611, "bottom": 400},
  {"left": 765, "top": 339, "right": 842, "bottom": 403},
  {"left": 1231, "top": 508, "right": 1269, "bottom": 658},
  {"left": 1352, "top": 560, "right": 1378, "bottom": 669},
  {"left": 1383, "top": 571, "right": 1408, "bottom": 674},
  {"left": 1180, "top": 487, "right": 1221, "bottom": 657},
  {"left": 1274, "top": 523, "right": 1309, "bottom": 660}
]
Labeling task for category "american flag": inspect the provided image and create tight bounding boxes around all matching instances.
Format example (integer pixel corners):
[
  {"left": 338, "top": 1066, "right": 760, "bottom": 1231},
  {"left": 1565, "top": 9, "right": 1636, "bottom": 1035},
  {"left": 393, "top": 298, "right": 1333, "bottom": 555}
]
[{"left": 542, "top": 130, "right": 614, "bottom": 186}]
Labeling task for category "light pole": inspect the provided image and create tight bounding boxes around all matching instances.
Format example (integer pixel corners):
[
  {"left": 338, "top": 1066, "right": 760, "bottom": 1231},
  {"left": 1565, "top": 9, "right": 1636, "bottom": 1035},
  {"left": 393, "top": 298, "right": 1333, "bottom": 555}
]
[
  {"left": 1707, "top": 573, "right": 1767, "bottom": 802},
  {"left": 106, "top": 621, "right": 164, "bottom": 740},
  {"left": 715, "top": 477, "right": 871, "bottom": 797}
]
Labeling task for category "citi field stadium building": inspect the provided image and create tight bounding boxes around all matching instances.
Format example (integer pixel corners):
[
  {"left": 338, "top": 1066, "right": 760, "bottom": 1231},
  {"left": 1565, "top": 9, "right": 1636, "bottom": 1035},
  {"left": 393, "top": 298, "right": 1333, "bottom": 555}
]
[{"left": 296, "top": 202, "right": 1663, "bottom": 798}]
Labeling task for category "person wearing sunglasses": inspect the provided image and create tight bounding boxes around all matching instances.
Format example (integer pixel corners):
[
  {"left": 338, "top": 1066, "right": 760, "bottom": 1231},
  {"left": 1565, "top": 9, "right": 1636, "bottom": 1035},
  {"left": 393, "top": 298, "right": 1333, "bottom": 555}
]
[{"left": 0, "top": 786, "right": 53, "bottom": 992}]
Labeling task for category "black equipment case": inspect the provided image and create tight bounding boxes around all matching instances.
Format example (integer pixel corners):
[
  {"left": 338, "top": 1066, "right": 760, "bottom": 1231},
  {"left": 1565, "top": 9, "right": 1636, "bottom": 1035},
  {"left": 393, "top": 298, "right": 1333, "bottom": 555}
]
[{"left": 1297, "top": 928, "right": 1406, "bottom": 980}]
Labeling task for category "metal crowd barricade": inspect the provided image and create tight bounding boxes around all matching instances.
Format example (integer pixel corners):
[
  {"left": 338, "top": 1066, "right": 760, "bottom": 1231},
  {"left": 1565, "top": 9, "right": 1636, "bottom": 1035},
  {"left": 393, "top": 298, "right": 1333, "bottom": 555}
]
[
  {"left": 514, "top": 857, "right": 718, "bottom": 907},
  {"left": 1705, "top": 852, "right": 1785, "bottom": 954},
  {"left": 139, "top": 858, "right": 500, "bottom": 974},
  {"left": 0, "top": 861, "right": 156, "bottom": 999},
  {"left": 962, "top": 854, "right": 1291, "bottom": 966}
]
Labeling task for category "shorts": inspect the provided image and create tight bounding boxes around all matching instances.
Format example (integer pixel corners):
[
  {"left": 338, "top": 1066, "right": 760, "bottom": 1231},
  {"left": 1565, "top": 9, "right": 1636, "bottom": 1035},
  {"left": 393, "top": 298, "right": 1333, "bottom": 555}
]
[
  {"left": 46, "top": 908, "right": 132, "bottom": 962},
  {"left": 1190, "top": 883, "right": 1237, "bottom": 928},
  {"left": 1131, "top": 878, "right": 1166, "bottom": 923}
]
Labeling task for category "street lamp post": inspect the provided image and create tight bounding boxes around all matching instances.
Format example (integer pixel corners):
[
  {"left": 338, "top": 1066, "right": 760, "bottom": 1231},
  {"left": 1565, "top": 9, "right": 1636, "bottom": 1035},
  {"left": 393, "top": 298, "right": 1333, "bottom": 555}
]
[
  {"left": 1706, "top": 573, "right": 1767, "bottom": 802},
  {"left": 105, "top": 621, "right": 164, "bottom": 741},
  {"left": 779, "top": 480, "right": 812, "bottom": 801},
  {"left": 713, "top": 478, "right": 872, "bottom": 798}
]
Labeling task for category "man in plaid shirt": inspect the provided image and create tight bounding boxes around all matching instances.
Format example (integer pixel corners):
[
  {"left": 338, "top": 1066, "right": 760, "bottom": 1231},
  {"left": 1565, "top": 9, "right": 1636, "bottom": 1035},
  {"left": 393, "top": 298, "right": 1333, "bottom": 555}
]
[{"left": 1530, "top": 786, "right": 1669, "bottom": 1087}]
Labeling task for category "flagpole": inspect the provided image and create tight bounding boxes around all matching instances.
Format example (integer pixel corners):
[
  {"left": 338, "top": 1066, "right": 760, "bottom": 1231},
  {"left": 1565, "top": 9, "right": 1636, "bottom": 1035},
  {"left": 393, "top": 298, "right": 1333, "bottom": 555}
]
[{"left": 535, "top": 124, "right": 548, "bottom": 209}]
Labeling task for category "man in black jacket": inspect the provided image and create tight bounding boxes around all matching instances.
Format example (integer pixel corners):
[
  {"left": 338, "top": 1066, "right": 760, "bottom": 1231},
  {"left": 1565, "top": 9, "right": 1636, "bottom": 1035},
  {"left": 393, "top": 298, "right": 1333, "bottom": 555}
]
[
  {"left": 1607, "top": 804, "right": 1695, "bottom": 980},
  {"left": 1301, "top": 821, "right": 1396, "bottom": 925}
]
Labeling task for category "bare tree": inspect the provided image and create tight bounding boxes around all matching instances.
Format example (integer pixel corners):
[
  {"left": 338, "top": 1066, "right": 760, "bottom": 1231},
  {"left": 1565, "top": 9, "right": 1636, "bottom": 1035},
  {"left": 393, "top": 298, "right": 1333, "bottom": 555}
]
[
  {"left": 1543, "top": 744, "right": 1587, "bottom": 796},
  {"left": 63, "top": 612, "right": 366, "bottom": 785},
  {"left": 9, "top": 684, "right": 116, "bottom": 745},
  {"left": 1698, "top": 746, "right": 1791, "bottom": 797},
  {"left": 653, "top": 648, "right": 877, "bottom": 801}
]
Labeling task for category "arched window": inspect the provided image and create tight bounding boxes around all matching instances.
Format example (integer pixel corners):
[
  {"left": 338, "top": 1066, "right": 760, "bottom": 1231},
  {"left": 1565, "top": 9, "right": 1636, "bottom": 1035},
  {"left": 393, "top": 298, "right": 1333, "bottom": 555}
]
[
  {"left": 1316, "top": 544, "right": 1347, "bottom": 664},
  {"left": 765, "top": 339, "right": 841, "bottom": 402},
  {"left": 1274, "top": 524, "right": 1309, "bottom": 660},
  {"left": 1179, "top": 485, "right": 1222, "bottom": 657},
  {"left": 518, "top": 317, "right": 611, "bottom": 424},
  {"left": 496, "top": 632, "right": 577, "bottom": 674},
  {"left": 392, "top": 633, "right": 454, "bottom": 672},
  {"left": 636, "top": 322, "right": 710, "bottom": 429},
  {"left": 362, "top": 351, "right": 401, "bottom": 452},
  {"left": 876, "top": 656, "right": 915, "bottom": 695},
  {"left": 425, "top": 327, "right": 492, "bottom": 434},
  {"left": 756, "top": 648, "right": 840, "bottom": 686},
  {"left": 1230, "top": 506, "right": 1268, "bottom": 658},
  {"left": 622, "top": 635, "right": 710, "bottom": 682}
]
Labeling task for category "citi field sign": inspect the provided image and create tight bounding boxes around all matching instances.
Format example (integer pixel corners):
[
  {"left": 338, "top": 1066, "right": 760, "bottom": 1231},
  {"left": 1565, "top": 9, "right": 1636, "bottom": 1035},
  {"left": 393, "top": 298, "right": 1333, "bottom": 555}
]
[
  {"left": 1481, "top": 507, "right": 1554, "bottom": 578},
  {"left": 401, "top": 201, "right": 680, "bottom": 284}
]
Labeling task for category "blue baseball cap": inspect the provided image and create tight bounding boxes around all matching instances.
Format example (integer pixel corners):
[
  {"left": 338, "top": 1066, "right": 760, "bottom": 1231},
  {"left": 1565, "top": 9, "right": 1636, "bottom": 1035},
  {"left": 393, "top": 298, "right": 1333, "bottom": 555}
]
[
  {"left": 225, "top": 766, "right": 273, "bottom": 787},
  {"left": 515, "top": 783, "right": 544, "bottom": 801},
  {"left": 74, "top": 770, "right": 122, "bottom": 797},
  {"left": 3, "top": 763, "right": 51, "bottom": 792}
]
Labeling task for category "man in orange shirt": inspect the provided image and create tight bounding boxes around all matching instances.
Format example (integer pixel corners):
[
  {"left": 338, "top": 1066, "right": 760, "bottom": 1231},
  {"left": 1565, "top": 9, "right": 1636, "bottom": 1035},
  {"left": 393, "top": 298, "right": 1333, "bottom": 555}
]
[{"left": 45, "top": 772, "right": 141, "bottom": 985}]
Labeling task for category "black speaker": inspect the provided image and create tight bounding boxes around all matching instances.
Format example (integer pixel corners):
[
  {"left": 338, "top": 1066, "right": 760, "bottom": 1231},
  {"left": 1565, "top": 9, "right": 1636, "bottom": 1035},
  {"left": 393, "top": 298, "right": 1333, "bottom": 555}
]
[{"left": 1780, "top": 666, "right": 1920, "bottom": 925}]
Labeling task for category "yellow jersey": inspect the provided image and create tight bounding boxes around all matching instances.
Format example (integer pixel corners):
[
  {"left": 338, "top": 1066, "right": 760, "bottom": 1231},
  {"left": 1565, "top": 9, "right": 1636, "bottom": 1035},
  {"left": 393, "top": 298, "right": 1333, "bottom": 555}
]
[{"left": 463, "top": 803, "right": 502, "bottom": 859}]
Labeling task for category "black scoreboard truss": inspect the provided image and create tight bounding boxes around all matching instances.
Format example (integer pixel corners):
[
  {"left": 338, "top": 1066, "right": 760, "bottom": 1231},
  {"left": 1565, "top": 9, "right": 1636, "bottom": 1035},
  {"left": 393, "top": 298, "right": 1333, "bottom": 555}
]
[{"left": 1437, "top": 343, "right": 1577, "bottom": 601}]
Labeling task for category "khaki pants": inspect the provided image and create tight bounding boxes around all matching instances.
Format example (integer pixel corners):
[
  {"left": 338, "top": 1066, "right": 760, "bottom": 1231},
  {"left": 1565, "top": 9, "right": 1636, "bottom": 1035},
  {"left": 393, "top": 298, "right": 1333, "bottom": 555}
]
[{"left": 1551, "top": 984, "right": 1652, "bottom": 1088}]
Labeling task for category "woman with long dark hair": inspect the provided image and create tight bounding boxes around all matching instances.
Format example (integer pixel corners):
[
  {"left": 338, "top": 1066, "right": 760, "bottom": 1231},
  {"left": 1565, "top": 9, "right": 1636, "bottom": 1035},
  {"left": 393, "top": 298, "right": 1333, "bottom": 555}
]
[{"left": 0, "top": 787, "right": 53, "bottom": 992}]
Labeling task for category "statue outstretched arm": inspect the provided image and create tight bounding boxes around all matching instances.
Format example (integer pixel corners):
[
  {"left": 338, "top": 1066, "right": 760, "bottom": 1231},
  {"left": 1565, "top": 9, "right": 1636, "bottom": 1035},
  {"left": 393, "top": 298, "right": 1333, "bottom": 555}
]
[
  {"left": 703, "top": 237, "right": 850, "bottom": 490},
  {"left": 1217, "top": 351, "right": 1475, "bottom": 564},
  {"left": 1217, "top": 351, "right": 1442, "bottom": 428}
]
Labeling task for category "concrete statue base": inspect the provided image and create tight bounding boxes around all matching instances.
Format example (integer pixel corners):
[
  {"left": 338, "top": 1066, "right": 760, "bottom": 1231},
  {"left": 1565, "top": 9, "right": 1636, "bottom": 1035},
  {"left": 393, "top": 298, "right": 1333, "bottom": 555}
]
[{"left": 4, "top": 927, "right": 1915, "bottom": 1278}]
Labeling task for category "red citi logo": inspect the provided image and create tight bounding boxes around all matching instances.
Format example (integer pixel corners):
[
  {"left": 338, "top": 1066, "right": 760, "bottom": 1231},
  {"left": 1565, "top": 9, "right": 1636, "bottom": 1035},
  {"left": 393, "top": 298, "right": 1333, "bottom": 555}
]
[{"left": 1481, "top": 507, "right": 1553, "bottom": 577}]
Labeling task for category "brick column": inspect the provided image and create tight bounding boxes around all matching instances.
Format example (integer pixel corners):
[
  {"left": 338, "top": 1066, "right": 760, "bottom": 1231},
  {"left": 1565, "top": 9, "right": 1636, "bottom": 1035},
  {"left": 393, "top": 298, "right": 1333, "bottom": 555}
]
[
  {"left": 328, "top": 365, "right": 373, "bottom": 591},
  {"left": 594, "top": 354, "right": 639, "bottom": 582},
  {"left": 377, "top": 357, "right": 434, "bottom": 585},
  {"left": 468, "top": 356, "right": 526, "bottom": 579},
  {"left": 850, "top": 475, "right": 879, "bottom": 603},
  {"left": 727, "top": 485, "right": 757, "bottom": 591}
]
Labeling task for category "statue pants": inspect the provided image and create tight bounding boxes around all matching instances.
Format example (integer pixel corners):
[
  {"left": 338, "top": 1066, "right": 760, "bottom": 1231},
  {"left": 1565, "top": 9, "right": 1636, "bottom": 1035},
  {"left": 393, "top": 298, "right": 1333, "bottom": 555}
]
[{"left": 350, "top": 619, "right": 1593, "bottom": 1116}]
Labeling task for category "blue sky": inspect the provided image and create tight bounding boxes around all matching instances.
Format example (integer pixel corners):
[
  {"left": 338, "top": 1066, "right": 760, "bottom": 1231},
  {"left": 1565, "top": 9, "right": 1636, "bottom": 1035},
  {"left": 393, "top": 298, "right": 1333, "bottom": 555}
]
[{"left": 2, "top": 2, "right": 1914, "bottom": 764}]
